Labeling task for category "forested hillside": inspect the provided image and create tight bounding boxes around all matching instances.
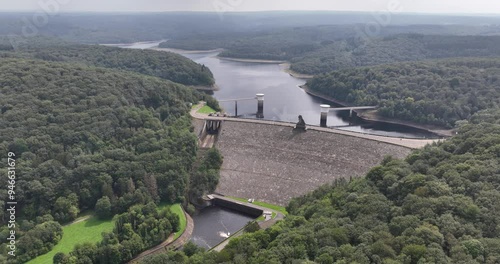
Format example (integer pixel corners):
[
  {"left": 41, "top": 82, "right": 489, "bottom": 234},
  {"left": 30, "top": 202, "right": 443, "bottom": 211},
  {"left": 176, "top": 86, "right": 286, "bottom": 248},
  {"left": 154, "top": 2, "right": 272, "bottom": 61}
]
[
  {"left": 0, "top": 37, "right": 215, "bottom": 86},
  {"left": 291, "top": 35, "right": 500, "bottom": 74},
  {"left": 0, "top": 58, "right": 218, "bottom": 263},
  {"left": 141, "top": 109, "right": 500, "bottom": 264},
  {"left": 162, "top": 31, "right": 500, "bottom": 75},
  {"left": 3, "top": 12, "right": 500, "bottom": 44},
  {"left": 307, "top": 58, "right": 500, "bottom": 128}
]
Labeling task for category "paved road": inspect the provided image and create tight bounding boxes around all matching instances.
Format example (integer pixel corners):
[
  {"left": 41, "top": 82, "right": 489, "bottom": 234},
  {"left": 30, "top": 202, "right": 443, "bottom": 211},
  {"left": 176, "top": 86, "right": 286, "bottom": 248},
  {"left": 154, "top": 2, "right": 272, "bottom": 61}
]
[
  {"left": 191, "top": 103, "right": 442, "bottom": 149},
  {"left": 128, "top": 209, "right": 194, "bottom": 263}
]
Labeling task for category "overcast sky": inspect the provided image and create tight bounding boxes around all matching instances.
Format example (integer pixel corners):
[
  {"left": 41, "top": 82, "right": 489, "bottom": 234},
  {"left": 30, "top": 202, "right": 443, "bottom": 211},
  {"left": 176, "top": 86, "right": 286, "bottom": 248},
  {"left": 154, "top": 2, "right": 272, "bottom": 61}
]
[{"left": 2, "top": 0, "right": 500, "bottom": 14}]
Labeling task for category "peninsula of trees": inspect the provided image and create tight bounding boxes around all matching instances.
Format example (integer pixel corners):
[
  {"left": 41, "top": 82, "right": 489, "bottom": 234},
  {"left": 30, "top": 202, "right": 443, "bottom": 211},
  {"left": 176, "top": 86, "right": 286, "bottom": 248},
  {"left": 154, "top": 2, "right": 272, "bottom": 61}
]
[
  {"left": 1, "top": 37, "right": 215, "bottom": 86},
  {"left": 307, "top": 58, "right": 500, "bottom": 128}
]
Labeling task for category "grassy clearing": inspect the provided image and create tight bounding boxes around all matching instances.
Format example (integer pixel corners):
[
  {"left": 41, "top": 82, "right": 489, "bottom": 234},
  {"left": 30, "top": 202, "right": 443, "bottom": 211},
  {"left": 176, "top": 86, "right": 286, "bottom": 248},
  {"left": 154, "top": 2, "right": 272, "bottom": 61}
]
[
  {"left": 170, "top": 204, "right": 187, "bottom": 240},
  {"left": 228, "top": 196, "right": 288, "bottom": 216},
  {"left": 27, "top": 216, "right": 115, "bottom": 264},
  {"left": 28, "top": 204, "right": 187, "bottom": 264},
  {"left": 197, "top": 105, "right": 216, "bottom": 114}
]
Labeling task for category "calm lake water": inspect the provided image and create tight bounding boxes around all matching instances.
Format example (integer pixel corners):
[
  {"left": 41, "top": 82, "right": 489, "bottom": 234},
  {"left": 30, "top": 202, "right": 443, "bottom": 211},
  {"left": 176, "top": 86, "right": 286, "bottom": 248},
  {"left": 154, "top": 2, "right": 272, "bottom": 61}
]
[
  {"left": 112, "top": 41, "right": 437, "bottom": 138},
  {"left": 190, "top": 206, "right": 255, "bottom": 249}
]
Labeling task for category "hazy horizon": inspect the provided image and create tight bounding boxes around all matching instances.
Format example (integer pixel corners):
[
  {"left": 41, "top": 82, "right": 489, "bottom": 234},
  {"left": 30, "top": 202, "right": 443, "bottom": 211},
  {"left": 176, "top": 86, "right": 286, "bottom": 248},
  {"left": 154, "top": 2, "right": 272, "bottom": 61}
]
[
  {"left": 0, "top": 10, "right": 499, "bottom": 16},
  {"left": 1, "top": 0, "right": 500, "bottom": 15}
]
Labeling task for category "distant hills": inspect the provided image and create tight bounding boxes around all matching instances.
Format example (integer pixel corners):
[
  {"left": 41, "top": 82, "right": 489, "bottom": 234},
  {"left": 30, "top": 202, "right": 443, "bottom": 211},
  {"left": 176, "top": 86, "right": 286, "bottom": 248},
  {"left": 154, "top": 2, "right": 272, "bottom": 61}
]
[{"left": 2, "top": 11, "right": 500, "bottom": 43}]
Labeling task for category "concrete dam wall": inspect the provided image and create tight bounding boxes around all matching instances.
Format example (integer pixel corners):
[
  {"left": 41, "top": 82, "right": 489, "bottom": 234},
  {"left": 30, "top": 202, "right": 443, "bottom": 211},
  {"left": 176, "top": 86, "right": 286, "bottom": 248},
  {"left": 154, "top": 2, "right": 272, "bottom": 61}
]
[
  {"left": 213, "top": 198, "right": 263, "bottom": 218},
  {"left": 215, "top": 121, "right": 412, "bottom": 206}
]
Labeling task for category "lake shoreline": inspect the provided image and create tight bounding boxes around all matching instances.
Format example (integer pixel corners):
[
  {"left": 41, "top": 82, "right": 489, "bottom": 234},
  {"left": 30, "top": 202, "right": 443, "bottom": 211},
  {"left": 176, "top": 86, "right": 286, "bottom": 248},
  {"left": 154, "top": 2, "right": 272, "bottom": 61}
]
[
  {"left": 152, "top": 47, "right": 224, "bottom": 54},
  {"left": 280, "top": 63, "right": 315, "bottom": 79},
  {"left": 110, "top": 40, "right": 445, "bottom": 138},
  {"left": 101, "top": 40, "right": 168, "bottom": 47},
  {"left": 216, "top": 56, "right": 286, "bottom": 64},
  {"left": 214, "top": 57, "right": 315, "bottom": 79},
  {"left": 149, "top": 44, "right": 314, "bottom": 79},
  {"left": 301, "top": 85, "right": 453, "bottom": 138},
  {"left": 190, "top": 84, "right": 220, "bottom": 91},
  {"left": 216, "top": 57, "right": 315, "bottom": 79}
]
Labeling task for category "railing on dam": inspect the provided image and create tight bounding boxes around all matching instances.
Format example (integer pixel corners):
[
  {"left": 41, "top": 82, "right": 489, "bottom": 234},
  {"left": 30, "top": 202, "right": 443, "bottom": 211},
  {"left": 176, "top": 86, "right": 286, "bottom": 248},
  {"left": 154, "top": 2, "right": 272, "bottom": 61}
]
[
  {"left": 320, "top": 104, "right": 377, "bottom": 127},
  {"left": 218, "top": 94, "right": 265, "bottom": 118}
]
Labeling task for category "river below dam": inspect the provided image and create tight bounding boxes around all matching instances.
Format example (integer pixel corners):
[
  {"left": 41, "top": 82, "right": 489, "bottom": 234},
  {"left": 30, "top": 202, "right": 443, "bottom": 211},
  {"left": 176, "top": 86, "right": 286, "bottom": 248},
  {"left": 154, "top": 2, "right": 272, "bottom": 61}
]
[{"left": 109, "top": 40, "right": 438, "bottom": 139}]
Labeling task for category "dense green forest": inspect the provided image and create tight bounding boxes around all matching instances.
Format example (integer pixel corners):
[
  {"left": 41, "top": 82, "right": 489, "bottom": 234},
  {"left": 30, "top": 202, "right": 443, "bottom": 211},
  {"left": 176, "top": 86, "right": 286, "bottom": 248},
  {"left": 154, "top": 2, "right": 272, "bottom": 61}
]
[
  {"left": 189, "top": 148, "right": 224, "bottom": 202},
  {"left": 291, "top": 35, "right": 500, "bottom": 75},
  {"left": 162, "top": 31, "right": 500, "bottom": 75},
  {"left": 0, "top": 58, "right": 219, "bottom": 262},
  {"left": 161, "top": 24, "right": 500, "bottom": 52},
  {"left": 3, "top": 11, "right": 500, "bottom": 264},
  {"left": 0, "top": 37, "right": 215, "bottom": 86},
  {"left": 140, "top": 109, "right": 500, "bottom": 264},
  {"left": 3, "top": 12, "right": 500, "bottom": 44},
  {"left": 307, "top": 58, "right": 500, "bottom": 127}
]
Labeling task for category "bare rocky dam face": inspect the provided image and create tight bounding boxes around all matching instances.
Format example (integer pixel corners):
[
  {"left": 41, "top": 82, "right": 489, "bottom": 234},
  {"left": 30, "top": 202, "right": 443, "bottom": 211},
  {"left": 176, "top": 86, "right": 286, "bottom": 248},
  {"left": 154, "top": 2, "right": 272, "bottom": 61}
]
[{"left": 215, "top": 121, "right": 412, "bottom": 206}]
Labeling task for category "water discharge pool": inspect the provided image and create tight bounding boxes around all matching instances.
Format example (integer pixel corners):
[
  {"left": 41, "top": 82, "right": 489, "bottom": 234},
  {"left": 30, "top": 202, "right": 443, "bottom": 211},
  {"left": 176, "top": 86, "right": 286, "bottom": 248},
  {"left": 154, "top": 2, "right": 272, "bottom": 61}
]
[{"left": 189, "top": 206, "right": 255, "bottom": 249}]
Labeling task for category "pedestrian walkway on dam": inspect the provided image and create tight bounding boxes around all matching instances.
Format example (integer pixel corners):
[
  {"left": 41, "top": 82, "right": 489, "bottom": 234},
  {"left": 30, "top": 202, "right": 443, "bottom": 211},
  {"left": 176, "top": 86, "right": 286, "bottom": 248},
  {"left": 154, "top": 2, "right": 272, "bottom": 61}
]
[{"left": 190, "top": 102, "right": 442, "bottom": 149}]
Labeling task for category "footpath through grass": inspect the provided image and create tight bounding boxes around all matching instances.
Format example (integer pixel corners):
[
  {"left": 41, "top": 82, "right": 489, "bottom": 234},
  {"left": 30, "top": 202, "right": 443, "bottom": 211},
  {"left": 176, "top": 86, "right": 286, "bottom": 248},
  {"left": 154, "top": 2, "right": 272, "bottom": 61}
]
[
  {"left": 27, "top": 216, "right": 115, "bottom": 264},
  {"left": 228, "top": 196, "right": 288, "bottom": 216}
]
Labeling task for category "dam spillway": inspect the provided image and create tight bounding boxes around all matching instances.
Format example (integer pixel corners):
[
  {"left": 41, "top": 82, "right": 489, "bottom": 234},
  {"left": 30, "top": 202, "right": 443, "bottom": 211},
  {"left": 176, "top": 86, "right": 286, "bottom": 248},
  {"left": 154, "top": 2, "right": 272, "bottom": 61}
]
[{"left": 214, "top": 121, "right": 412, "bottom": 206}]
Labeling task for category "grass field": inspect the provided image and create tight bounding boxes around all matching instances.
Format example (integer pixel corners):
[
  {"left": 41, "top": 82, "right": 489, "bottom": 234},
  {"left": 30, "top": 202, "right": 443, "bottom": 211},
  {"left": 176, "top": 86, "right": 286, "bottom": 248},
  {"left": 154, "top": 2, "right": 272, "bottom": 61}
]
[
  {"left": 197, "top": 105, "right": 216, "bottom": 114},
  {"left": 228, "top": 196, "right": 288, "bottom": 216},
  {"left": 170, "top": 204, "right": 187, "bottom": 240},
  {"left": 27, "top": 204, "right": 186, "bottom": 264},
  {"left": 27, "top": 216, "right": 115, "bottom": 264}
]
